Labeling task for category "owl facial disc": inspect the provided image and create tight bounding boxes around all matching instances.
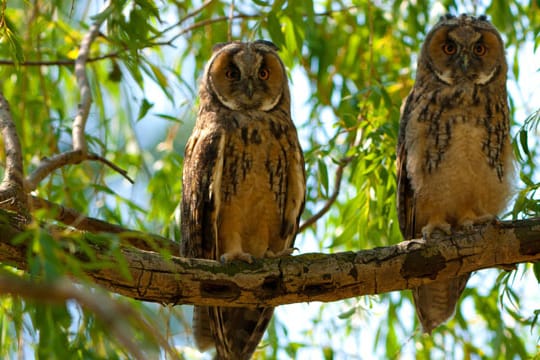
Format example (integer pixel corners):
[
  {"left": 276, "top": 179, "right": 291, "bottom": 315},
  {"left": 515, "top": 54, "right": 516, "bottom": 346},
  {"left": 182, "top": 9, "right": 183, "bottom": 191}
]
[
  {"left": 426, "top": 16, "right": 505, "bottom": 87},
  {"left": 207, "top": 41, "right": 286, "bottom": 111}
]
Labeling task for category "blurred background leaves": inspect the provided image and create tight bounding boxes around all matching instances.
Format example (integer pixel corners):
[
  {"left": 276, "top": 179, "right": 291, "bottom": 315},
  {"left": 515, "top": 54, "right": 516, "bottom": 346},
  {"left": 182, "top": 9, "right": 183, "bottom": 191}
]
[{"left": 0, "top": 0, "right": 538, "bottom": 358}]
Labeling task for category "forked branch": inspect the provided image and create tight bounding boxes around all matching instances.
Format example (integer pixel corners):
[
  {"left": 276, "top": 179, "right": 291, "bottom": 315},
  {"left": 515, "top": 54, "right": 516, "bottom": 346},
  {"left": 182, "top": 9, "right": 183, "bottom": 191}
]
[
  {"left": 26, "top": 151, "right": 133, "bottom": 191},
  {"left": 22, "top": 2, "right": 133, "bottom": 192}
]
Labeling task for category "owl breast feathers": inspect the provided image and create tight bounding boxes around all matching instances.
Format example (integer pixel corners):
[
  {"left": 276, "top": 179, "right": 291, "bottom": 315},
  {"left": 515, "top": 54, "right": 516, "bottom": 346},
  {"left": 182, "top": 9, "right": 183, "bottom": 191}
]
[
  {"left": 396, "top": 14, "right": 515, "bottom": 333},
  {"left": 181, "top": 40, "right": 305, "bottom": 359}
]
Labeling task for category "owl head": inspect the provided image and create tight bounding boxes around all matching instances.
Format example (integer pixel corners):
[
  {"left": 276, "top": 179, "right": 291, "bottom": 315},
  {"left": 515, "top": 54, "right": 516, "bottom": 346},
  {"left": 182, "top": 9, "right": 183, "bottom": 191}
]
[
  {"left": 418, "top": 14, "right": 507, "bottom": 86},
  {"left": 201, "top": 40, "right": 289, "bottom": 111}
]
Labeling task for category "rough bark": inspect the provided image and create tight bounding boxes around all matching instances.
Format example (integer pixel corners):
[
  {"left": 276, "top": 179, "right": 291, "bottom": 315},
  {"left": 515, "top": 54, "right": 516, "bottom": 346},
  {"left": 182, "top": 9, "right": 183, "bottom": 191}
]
[{"left": 0, "top": 212, "right": 538, "bottom": 307}]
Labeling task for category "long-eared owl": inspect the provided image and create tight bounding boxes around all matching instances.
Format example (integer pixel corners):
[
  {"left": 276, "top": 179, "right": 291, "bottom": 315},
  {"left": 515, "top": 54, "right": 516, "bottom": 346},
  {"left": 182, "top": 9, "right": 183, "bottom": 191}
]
[
  {"left": 181, "top": 40, "right": 306, "bottom": 359},
  {"left": 396, "top": 14, "right": 515, "bottom": 333}
]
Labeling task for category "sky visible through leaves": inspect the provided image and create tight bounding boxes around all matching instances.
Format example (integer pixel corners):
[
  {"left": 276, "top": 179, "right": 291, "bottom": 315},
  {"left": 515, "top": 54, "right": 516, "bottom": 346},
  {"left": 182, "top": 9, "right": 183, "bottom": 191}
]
[{"left": 0, "top": 0, "right": 539, "bottom": 359}]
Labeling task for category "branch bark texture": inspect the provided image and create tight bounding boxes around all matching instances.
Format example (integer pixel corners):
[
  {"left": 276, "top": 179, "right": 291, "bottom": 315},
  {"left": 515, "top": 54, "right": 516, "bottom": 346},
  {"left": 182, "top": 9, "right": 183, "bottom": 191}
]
[
  {"left": 0, "top": 93, "right": 27, "bottom": 213},
  {"left": 0, "top": 213, "right": 538, "bottom": 307}
]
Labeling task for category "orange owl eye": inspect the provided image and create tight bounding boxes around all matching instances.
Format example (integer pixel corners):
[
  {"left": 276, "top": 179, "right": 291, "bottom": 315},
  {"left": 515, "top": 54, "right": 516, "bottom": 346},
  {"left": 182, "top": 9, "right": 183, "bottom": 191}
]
[
  {"left": 473, "top": 43, "right": 487, "bottom": 56},
  {"left": 225, "top": 67, "right": 240, "bottom": 80},
  {"left": 442, "top": 42, "right": 457, "bottom": 55},
  {"left": 258, "top": 68, "right": 270, "bottom": 80}
]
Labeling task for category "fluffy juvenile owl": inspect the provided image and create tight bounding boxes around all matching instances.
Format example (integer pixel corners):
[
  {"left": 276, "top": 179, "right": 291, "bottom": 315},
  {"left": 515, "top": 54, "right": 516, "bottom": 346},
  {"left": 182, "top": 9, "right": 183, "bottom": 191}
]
[
  {"left": 181, "top": 40, "right": 305, "bottom": 359},
  {"left": 397, "top": 14, "right": 514, "bottom": 333}
]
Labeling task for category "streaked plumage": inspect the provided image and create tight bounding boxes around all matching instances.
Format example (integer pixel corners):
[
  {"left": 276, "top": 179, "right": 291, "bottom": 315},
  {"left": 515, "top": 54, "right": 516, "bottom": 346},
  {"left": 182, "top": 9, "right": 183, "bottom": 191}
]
[
  {"left": 397, "top": 14, "right": 514, "bottom": 333},
  {"left": 181, "top": 40, "right": 305, "bottom": 359}
]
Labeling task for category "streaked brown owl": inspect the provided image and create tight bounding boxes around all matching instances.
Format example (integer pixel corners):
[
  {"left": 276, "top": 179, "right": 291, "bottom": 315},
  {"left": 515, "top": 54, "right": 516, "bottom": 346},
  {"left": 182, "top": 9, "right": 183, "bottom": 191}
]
[
  {"left": 397, "top": 14, "right": 514, "bottom": 333},
  {"left": 180, "top": 40, "right": 305, "bottom": 359}
]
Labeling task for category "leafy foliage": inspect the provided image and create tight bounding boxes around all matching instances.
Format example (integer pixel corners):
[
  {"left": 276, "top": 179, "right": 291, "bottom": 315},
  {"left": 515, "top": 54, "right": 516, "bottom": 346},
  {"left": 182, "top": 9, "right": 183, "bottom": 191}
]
[{"left": 0, "top": 0, "right": 538, "bottom": 359}]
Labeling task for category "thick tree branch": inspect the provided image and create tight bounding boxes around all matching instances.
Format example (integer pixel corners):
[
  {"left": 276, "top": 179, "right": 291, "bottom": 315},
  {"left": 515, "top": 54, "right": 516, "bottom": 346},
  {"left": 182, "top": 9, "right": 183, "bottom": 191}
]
[{"left": 0, "top": 213, "right": 538, "bottom": 307}]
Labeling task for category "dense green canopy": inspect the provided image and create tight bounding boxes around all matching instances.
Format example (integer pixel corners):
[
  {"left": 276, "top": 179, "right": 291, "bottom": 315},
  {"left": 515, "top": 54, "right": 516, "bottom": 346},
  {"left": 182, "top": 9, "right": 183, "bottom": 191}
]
[{"left": 0, "top": 1, "right": 538, "bottom": 359}]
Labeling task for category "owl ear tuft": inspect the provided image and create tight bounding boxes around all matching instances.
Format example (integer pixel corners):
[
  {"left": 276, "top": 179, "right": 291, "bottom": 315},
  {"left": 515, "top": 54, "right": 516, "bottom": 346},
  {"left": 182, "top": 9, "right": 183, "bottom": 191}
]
[
  {"left": 254, "top": 40, "right": 279, "bottom": 51},
  {"left": 212, "top": 42, "right": 231, "bottom": 53},
  {"left": 440, "top": 13, "right": 455, "bottom": 21}
]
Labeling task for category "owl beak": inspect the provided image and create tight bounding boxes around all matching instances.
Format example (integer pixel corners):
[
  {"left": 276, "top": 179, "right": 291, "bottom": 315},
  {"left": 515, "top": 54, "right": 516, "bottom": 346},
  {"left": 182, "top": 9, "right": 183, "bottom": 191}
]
[
  {"left": 460, "top": 55, "right": 469, "bottom": 72},
  {"left": 246, "top": 79, "right": 254, "bottom": 98}
]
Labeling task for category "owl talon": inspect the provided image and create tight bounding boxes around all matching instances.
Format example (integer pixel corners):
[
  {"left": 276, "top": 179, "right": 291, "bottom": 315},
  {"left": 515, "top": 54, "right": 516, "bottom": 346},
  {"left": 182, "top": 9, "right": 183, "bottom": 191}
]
[
  {"left": 422, "top": 222, "right": 451, "bottom": 240},
  {"left": 220, "top": 252, "right": 254, "bottom": 264},
  {"left": 474, "top": 214, "right": 495, "bottom": 224},
  {"left": 265, "top": 247, "right": 296, "bottom": 258},
  {"left": 460, "top": 219, "right": 474, "bottom": 231},
  {"left": 459, "top": 214, "right": 495, "bottom": 232}
]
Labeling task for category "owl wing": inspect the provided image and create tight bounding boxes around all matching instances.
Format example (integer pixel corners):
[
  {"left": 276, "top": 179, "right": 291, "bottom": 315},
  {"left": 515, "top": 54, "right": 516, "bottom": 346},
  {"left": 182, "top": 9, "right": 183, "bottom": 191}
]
[
  {"left": 281, "top": 139, "right": 306, "bottom": 244},
  {"left": 396, "top": 143, "right": 416, "bottom": 240},
  {"left": 181, "top": 124, "right": 226, "bottom": 351},
  {"left": 396, "top": 91, "right": 416, "bottom": 240},
  {"left": 181, "top": 124, "right": 225, "bottom": 260}
]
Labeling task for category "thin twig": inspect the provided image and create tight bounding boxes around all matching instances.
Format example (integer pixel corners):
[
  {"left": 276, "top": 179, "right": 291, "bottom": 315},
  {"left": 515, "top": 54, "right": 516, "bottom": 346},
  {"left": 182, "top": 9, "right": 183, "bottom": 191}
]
[
  {"left": 228, "top": 0, "right": 235, "bottom": 41},
  {"left": 0, "top": 5, "right": 363, "bottom": 69},
  {"left": 0, "top": 92, "right": 28, "bottom": 213},
  {"left": 148, "top": 5, "right": 360, "bottom": 45},
  {"left": 167, "top": 14, "right": 259, "bottom": 44},
  {"left": 177, "top": 0, "right": 214, "bottom": 27},
  {"left": 0, "top": 52, "right": 119, "bottom": 66},
  {"left": 298, "top": 156, "right": 354, "bottom": 233},
  {"left": 0, "top": 274, "right": 178, "bottom": 360},
  {"left": 87, "top": 153, "right": 134, "bottom": 183},
  {"left": 150, "top": 0, "right": 225, "bottom": 42},
  {"left": 0, "top": 39, "right": 175, "bottom": 67},
  {"left": 72, "top": 14, "right": 107, "bottom": 153},
  {"left": 26, "top": 150, "right": 133, "bottom": 191},
  {"left": 313, "top": 5, "right": 359, "bottom": 17}
]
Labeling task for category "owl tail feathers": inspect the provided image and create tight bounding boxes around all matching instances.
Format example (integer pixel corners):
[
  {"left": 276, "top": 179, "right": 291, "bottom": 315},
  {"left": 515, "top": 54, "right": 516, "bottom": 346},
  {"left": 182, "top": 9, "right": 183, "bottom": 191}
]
[
  {"left": 212, "top": 306, "right": 275, "bottom": 360},
  {"left": 193, "top": 306, "right": 215, "bottom": 351},
  {"left": 412, "top": 273, "right": 471, "bottom": 333}
]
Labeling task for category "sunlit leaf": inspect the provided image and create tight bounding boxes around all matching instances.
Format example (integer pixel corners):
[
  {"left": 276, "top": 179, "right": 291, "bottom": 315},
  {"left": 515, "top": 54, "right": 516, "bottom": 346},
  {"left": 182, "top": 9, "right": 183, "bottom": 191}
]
[{"left": 137, "top": 98, "right": 154, "bottom": 121}]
